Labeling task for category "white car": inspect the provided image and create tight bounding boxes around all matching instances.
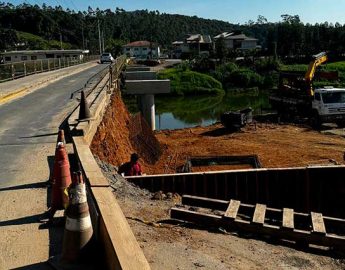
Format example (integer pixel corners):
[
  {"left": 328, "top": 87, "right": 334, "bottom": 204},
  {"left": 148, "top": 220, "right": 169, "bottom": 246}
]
[{"left": 100, "top": 53, "right": 114, "bottom": 64}]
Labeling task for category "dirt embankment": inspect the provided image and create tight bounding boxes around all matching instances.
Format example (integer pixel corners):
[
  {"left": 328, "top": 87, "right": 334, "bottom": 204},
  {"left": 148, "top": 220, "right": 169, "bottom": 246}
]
[
  {"left": 91, "top": 91, "right": 160, "bottom": 168},
  {"left": 91, "top": 92, "right": 345, "bottom": 174}
]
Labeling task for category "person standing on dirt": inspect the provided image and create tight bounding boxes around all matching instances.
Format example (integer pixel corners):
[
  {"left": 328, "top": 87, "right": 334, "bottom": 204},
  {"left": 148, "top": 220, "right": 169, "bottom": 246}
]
[{"left": 118, "top": 153, "right": 142, "bottom": 176}]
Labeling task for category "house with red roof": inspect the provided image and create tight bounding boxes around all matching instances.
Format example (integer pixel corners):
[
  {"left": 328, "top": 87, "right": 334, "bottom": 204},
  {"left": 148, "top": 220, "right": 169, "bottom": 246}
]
[{"left": 122, "top": 41, "right": 161, "bottom": 59}]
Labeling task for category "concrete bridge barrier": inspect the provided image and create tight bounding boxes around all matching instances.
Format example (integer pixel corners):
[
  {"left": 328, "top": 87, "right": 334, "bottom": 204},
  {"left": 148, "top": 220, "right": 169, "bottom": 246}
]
[
  {"left": 67, "top": 57, "right": 151, "bottom": 270},
  {"left": 125, "top": 71, "right": 157, "bottom": 80}
]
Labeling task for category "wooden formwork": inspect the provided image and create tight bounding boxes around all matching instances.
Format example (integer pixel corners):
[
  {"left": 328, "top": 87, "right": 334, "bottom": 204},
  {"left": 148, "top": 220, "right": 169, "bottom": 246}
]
[
  {"left": 170, "top": 195, "right": 345, "bottom": 250},
  {"left": 127, "top": 166, "right": 345, "bottom": 218}
]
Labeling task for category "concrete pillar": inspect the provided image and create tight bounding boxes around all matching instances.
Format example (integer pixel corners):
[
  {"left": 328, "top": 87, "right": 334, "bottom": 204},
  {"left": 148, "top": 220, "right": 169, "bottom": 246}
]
[{"left": 139, "top": 94, "right": 155, "bottom": 130}]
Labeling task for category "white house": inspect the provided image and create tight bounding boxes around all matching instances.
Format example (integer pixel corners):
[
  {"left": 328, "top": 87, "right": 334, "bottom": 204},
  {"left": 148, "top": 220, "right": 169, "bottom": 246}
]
[
  {"left": 214, "top": 32, "right": 259, "bottom": 50},
  {"left": 172, "top": 34, "right": 213, "bottom": 58},
  {"left": 123, "top": 41, "right": 160, "bottom": 59},
  {"left": 0, "top": 49, "right": 89, "bottom": 64}
]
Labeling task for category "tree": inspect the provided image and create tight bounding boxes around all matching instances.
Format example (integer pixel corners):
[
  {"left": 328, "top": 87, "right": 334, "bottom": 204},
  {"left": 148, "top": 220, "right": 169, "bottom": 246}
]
[
  {"left": 257, "top": 15, "right": 268, "bottom": 25},
  {"left": 215, "top": 37, "right": 227, "bottom": 63}
]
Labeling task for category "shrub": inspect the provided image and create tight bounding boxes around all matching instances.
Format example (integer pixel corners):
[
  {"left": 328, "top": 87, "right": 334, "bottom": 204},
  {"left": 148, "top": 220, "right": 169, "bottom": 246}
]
[
  {"left": 158, "top": 68, "right": 224, "bottom": 96},
  {"left": 229, "top": 69, "right": 264, "bottom": 88}
]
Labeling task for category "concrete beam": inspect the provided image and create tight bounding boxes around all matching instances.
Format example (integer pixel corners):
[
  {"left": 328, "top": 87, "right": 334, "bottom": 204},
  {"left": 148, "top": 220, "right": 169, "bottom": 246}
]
[
  {"left": 125, "top": 80, "right": 170, "bottom": 94},
  {"left": 126, "top": 67, "right": 151, "bottom": 72},
  {"left": 125, "top": 71, "right": 157, "bottom": 80}
]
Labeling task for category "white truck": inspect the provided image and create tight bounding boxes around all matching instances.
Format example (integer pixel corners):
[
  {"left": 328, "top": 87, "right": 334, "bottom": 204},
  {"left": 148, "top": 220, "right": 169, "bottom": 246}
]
[{"left": 269, "top": 52, "right": 345, "bottom": 128}]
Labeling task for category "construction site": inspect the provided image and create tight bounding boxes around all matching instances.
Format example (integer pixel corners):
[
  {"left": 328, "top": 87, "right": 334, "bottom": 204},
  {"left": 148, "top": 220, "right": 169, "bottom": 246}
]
[
  {"left": 2, "top": 54, "right": 344, "bottom": 269},
  {"left": 90, "top": 84, "right": 345, "bottom": 269}
]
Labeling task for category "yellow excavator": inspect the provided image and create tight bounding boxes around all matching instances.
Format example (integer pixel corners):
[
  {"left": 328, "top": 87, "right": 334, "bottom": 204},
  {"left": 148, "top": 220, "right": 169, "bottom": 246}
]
[
  {"left": 270, "top": 52, "right": 345, "bottom": 128},
  {"left": 304, "top": 52, "right": 328, "bottom": 96}
]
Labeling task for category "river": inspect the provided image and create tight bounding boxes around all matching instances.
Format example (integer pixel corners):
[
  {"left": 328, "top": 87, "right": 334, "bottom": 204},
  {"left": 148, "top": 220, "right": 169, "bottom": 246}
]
[{"left": 124, "top": 90, "right": 270, "bottom": 130}]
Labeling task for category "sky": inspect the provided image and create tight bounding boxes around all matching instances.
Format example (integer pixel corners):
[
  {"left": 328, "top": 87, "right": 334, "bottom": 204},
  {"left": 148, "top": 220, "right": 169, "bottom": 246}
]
[{"left": 8, "top": 0, "right": 345, "bottom": 25}]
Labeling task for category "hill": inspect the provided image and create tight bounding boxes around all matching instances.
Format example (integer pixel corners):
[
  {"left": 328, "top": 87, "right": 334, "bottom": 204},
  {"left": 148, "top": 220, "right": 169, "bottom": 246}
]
[{"left": 1, "top": 3, "right": 345, "bottom": 58}]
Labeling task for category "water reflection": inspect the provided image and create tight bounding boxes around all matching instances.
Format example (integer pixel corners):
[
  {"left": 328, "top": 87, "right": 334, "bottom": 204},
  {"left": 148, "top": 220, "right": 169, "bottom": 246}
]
[
  {"left": 124, "top": 90, "right": 270, "bottom": 130},
  {"left": 155, "top": 90, "right": 270, "bottom": 130}
]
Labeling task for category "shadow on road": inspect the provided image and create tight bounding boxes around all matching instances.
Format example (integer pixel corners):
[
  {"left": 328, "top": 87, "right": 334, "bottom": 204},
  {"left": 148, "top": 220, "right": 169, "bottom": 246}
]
[
  {"left": 11, "top": 262, "right": 53, "bottom": 270},
  {"left": 0, "top": 182, "right": 47, "bottom": 192},
  {"left": 19, "top": 132, "right": 58, "bottom": 139}
]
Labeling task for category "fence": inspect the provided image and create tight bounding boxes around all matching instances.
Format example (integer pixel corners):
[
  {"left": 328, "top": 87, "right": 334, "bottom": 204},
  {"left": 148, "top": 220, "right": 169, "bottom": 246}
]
[
  {"left": 0, "top": 55, "right": 99, "bottom": 82},
  {"left": 127, "top": 165, "right": 345, "bottom": 218}
]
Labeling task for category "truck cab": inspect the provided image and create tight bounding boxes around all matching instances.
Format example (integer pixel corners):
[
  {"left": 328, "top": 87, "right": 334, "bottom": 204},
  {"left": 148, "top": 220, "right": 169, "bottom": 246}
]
[{"left": 312, "top": 87, "right": 345, "bottom": 126}]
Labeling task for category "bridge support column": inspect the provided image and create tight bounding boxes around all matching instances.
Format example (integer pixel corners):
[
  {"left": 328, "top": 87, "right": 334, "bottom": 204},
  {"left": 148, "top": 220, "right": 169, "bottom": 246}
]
[{"left": 138, "top": 94, "right": 155, "bottom": 131}]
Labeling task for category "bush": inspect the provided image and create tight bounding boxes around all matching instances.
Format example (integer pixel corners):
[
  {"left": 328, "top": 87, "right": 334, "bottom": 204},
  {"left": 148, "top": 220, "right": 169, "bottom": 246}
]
[
  {"left": 254, "top": 58, "right": 281, "bottom": 73},
  {"left": 229, "top": 69, "right": 264, "bottom": 88},
  {"left": 158, "top": 68, "right": 224, "bottom": 96}
]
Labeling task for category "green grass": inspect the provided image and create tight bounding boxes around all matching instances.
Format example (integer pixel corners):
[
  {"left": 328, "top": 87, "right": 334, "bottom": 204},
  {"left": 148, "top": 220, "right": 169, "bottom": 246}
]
[{"left": 158, "top": 68, "right": 224, "bottom": 96}]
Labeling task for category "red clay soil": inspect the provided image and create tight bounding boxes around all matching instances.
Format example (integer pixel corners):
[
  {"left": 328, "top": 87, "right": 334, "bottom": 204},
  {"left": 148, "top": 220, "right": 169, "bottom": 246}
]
[{"left": 91, "top": 93, "right": 345, "bottom": 175}]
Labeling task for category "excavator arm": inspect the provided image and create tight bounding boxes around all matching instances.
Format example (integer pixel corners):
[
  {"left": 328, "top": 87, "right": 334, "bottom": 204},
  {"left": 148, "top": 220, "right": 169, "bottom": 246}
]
[{"left": 305, "top": 52, "right": 328, "bottom": 96}]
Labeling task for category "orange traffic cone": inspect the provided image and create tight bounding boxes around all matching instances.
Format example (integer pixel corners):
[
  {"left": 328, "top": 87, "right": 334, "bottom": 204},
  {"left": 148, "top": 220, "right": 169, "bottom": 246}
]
[
  {"left": 48, "top": 142, "right": 72, "bottom": 222},
  {"left": 60, "top": 171, "right": 93, "bottom": 264},
  {"left": 78, "top": 90, "right": 92, "bottom": 120},
  {"left": 49, "top": 130, "right": 66, "bottom": 185},
  {"left": 56, "top": 129, "right": 66, "bottom": 145}
]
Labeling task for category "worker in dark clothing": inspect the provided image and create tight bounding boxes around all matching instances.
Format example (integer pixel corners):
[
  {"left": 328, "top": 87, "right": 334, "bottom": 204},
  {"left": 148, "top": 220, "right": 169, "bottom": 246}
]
[{"left": 118, "top": 153, "right": 142, "bottom": 176}]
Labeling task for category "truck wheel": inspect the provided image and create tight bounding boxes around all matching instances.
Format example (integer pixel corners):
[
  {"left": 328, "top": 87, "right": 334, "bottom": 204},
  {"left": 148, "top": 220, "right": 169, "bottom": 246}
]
[{"left": 310, "top": 112, "right": 321, "bottom": 129}]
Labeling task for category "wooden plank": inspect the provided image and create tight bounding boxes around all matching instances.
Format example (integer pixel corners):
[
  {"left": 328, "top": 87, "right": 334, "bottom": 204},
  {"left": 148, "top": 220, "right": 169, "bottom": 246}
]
[
  {"left": 311, "top": 212, "right": 326, "bottom": 234},
  {"left": 282, "top": 208, "right": 294, "bottom": 230},
  {"left": 252, "top": 204, "right": 266, "bottom": 225},
  {"left": 170, "top": 207, "right": 345, "bottom": 248},
  {"left": 182, "top": 195, "right": 228, "bottom": 210},
  {"left": 224, "top": 199, "right": 241, "bottom": 220}
]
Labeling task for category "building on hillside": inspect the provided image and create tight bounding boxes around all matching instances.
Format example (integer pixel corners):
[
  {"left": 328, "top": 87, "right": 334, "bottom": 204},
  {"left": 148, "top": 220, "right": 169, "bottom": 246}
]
[
  {"left": 214, "top": 32, "right": 259, "bottom": 50},
  {"left": 122, "top": 41, "right": 161, "bottom": 59},
  {"left": 171, "top": 34, "right": 213, "bottom": 58},
  {"left": 0, "top": 49, "right": 89, "bottom": 64}
]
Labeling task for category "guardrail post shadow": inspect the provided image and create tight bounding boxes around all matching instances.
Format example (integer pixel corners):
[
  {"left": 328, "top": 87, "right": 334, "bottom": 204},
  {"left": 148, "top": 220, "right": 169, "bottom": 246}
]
[
  {"left": 34, "top": 61, "right": 37, "bottom": 73},
  {"left": 48, "top": 59, "right": 50, "bottom": 71},
  {"left": 23, "top": 62, "right": 26, "bottom": 77},
  {"left": 41, "top": 60, "right": 43, "bottom": 72}
]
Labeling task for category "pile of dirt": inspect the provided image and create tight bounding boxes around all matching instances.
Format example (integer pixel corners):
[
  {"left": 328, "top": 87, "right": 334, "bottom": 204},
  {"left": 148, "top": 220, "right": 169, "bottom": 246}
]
[
  {"left": 148, "top": 123, "right": 345, "bottom": 174},
  {"left": 129, "top": 113, "right": 161, "bottom": 164},
  {"left": 91, "top": 91, "right": 161, "bottom": 168}
]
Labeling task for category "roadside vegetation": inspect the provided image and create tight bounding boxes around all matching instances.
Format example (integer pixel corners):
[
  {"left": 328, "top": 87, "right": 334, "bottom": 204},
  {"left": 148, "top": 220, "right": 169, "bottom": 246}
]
[{"left": 157, "top": 67, "right": 224, "bottom": 96}]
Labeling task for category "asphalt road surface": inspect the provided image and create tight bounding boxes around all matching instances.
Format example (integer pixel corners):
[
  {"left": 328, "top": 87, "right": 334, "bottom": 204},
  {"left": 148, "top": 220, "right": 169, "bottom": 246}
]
[{"left": 0, "top": 63, "right": 106, "bottom": 269}]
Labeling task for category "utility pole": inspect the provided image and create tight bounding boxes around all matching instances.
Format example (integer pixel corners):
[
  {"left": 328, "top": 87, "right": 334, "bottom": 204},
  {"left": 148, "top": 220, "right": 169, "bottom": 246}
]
[
  {"left": 82, "top": 24, "right": 85, "bottom": 50},
  {"left": 102, "top": 30, "right": 105, "bottom": 52},
  {"left": 60, "top": 32, "right": 62, "bottom": 50},
  {"left": 98, "top": 19, "right": 102, "bottom": 55}
]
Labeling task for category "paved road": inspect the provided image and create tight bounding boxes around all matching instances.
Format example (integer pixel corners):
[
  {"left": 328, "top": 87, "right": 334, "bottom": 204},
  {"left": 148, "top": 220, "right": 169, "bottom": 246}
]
[{"left": 0, "top": 64, "right": 106, "bottom": 269}]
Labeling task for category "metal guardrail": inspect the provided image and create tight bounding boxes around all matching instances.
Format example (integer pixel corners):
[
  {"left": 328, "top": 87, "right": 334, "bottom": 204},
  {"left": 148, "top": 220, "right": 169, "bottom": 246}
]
[
  {"left": 0, "top": 55, "right": 99, "bottom": 83},
  {"left": 70, "top": 55, "right": 127, "bottom": 99}
]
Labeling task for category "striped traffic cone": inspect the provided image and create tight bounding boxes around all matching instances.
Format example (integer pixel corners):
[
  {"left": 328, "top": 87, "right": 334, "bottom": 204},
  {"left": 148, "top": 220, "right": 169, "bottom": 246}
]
[
  {"left": 60, "top": 171, "right": 93, "bottom": 264},
  {"left": 48, "top": 142, "right": 72, "bottom": 223},
  {"left": 48, "top": 130, "right": 66, "bottom": 185}
]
